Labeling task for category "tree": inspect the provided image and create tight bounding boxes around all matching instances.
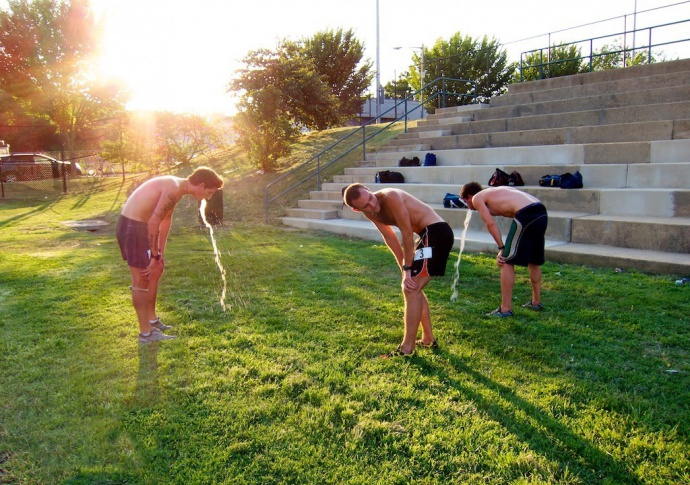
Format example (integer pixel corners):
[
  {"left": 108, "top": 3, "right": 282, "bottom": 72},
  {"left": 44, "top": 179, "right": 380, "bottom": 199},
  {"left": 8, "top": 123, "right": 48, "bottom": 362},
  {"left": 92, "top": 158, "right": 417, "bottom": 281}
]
[
  {"left": 155, "top": 112, "right": 222, "bottom": 171},
  {"left": 515, "top": 43, "right": 586, "bottom": 82},
  {"left": 230, "top": 32, "right": 372, "bottom": 172},
  {"left": 383, "top": 72, "right": 413, "bottom": 100},
  {"left": 300, "top": 28, "right": 373, "bottom": 127},
  {"left": 0, "top": 0, "right": 126, "bottom": 160},
  {"left": 230, "top": 44, "right": 332, "bottom": 172},
  {"left": 590, "top": 40, "right": 666, "bottom": 72},
  {"left": 403, "top": 33, "right": 514, "bottom": 111}
]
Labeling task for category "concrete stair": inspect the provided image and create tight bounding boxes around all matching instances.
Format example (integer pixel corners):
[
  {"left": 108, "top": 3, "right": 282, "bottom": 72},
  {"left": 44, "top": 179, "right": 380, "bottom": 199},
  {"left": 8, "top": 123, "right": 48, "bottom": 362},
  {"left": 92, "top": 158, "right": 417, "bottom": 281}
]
[{"left": 281, "top": 59, "right": 690, "bottom": 274}]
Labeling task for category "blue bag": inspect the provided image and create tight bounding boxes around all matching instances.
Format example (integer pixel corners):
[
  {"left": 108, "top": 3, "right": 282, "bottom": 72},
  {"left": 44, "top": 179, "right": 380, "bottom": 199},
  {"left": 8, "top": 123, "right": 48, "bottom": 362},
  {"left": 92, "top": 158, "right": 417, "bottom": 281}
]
[{"left": 424, "top": 153, "right": 437, "bottom": 166}]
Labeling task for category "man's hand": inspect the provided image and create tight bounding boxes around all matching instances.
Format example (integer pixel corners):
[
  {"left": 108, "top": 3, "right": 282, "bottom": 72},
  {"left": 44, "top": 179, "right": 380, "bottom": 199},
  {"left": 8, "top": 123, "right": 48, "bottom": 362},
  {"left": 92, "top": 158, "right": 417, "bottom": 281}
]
[
  {"left": 496, "top": 251, "right": 507, "bottom": 267},
  {"left": 402, "top": 271, "right": 418, "bottom": 291},
  {"left": 141, "top": 258, "right": 161, "bottom": 276}
]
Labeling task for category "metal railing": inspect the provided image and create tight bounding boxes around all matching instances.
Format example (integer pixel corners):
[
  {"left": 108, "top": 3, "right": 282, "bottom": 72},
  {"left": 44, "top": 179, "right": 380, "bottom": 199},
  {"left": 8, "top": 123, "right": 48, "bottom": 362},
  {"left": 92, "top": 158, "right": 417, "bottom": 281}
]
[
  {"left": 518, "top": 18, "right": 690, "bottom": 81},
  {"left": 264, "top": 77, "right": 477, "bottom": 222}
]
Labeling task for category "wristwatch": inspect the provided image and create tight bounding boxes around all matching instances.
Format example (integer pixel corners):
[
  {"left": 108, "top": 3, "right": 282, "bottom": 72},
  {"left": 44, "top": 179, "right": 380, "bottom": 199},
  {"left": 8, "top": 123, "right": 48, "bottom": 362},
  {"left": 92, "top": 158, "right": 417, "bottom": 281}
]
[
  {"left": 151, "top": 253, "right": 161, "bottom": 261},
  {"left": 402, "top": 264, "right": 412, "bottom": 271}
]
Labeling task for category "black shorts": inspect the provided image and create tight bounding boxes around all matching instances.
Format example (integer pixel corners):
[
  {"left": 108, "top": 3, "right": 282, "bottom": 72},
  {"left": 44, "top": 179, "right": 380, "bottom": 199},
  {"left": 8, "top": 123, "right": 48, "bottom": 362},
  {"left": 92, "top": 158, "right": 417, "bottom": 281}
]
[
  {"left": 411, "top": 222, "right": 455, "bottom": 277},
  {"left": 116, "top": 215, "right": 151, "bottom": 269},
  {"left": 502, "top": 203, "right": 548, "bottom": 267}
]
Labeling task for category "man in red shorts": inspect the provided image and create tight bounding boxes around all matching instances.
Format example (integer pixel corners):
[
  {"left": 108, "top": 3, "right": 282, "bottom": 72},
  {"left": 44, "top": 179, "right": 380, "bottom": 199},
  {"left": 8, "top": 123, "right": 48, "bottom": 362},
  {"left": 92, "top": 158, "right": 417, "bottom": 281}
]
[
  {"left": 460, "top": 182, "right": 548, "bottom": 317},
  {"left": 343, "top": 184, "right": 455, "bottom": 357},
  {"left": 117, "top": 167, "right": 223, "bottom": 342}
]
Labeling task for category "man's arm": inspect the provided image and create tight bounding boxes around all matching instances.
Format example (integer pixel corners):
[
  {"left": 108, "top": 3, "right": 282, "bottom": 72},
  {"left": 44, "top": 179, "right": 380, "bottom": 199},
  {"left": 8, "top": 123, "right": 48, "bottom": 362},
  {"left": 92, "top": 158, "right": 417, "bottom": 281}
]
[
  {"left": 369, "top": 218, "right": 404, "bottom": 266},
  {"left": 383, "top": 191, "right": 416, "bottom": 269},
  {"left": 473, "top": 195, "right": 504, "bottom": 249},
  {"left": 147, "top": 190, "right": 179, "bottom": 257},
  {"left": 157, "top": 209, "right": 175, "bottom": 258}
]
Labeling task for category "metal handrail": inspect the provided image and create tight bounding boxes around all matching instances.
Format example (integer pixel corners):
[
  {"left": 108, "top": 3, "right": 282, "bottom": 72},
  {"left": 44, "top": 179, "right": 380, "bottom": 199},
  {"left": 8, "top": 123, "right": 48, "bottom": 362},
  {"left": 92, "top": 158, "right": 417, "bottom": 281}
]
[
  {"left": 519, "top": 18, "right": 690, "bottom": 81},
  {"left": 264, "top": 77, "right": 477, "bottom": 222}
]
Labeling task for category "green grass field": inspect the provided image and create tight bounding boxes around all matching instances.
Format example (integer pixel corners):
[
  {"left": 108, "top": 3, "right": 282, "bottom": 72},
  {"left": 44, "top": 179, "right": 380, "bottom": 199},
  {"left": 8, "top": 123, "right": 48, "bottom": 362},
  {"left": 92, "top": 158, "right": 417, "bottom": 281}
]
[{"left": 1, "top": 155, "right": 689, "bottom": 484}]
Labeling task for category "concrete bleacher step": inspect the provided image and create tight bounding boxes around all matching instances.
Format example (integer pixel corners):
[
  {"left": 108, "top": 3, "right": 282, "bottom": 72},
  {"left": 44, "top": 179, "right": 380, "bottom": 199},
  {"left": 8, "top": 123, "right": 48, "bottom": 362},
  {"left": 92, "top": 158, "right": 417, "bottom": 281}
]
[
  {"left": 319, "top": 182, "right": 690, "bottom": 219},
  {"left": 386, "top": 119, "right": 689, "bottom": 151},
  {"left": 367, "top": 139, "right": 690, "bottom": 167},
  {"left": 280, "top": 217, "right": 690, "bottom": 274},
  {"left": 571, "top": 215, "right": 690, "bottom": 253},
  {"left": 343, "top": 161, "right": 690, "bottom": 189},
  {"left": 472, "top": 85, "right": 690, "bottom": 123},
  {"left": 284, "top": 207, "right": 339, "bottom": 220},
  {"left": 497, "top": 58, "right": 690, "bottom": 100},
  {"left": 417, "top": 89, "right": 690, "bottom": 135}
]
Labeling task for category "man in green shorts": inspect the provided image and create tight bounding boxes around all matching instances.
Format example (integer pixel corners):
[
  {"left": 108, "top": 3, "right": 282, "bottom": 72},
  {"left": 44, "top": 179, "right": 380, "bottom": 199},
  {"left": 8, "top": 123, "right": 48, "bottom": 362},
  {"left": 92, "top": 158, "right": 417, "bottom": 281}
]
[
  {"left": 117, "top": 167, "right": 223, "bottom": 342},
  {"left": 343, "top": 184, "right": 455, "bottom": 356},
  {"left": 460, "top": 182, "right": 548, "bottom": 317}
]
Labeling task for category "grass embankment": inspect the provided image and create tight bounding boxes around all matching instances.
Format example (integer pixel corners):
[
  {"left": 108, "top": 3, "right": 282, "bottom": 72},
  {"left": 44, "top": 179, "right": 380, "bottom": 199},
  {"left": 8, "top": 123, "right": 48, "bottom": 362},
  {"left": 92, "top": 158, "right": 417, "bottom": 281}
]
[{"left": 0, "top": 129, "right": 689, "bottom": 484}]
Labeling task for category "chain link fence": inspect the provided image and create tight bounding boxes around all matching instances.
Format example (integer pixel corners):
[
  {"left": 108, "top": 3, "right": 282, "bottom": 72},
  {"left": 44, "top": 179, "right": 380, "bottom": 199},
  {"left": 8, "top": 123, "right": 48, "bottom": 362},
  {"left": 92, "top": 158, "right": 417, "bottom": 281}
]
[{"left": 0, "top": 150, "right": 125, "bottom": 200}]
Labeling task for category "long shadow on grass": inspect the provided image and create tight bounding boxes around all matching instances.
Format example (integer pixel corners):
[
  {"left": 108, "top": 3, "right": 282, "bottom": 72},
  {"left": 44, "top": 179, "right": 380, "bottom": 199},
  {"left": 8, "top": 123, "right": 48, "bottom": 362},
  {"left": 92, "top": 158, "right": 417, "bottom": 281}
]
[
  {"left": 0, "top": 197, "right": 59, "bottom": 228},
  {"left": 423, "top": 352, "right": 640, "bottom": 484}
]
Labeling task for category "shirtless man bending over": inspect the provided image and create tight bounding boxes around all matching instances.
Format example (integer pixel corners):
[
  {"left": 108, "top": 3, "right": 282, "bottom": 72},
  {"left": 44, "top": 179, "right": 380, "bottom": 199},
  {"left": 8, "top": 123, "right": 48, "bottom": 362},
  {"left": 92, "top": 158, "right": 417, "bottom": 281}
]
[
  {"left": 343, "top": 184, "right": 455, "bottom": 357},
  {"left": 459, "top": 182, "right": 548, "bottom": 317},
  {"left": 117, "top": 167, "right": 223, "bottom": 342}
]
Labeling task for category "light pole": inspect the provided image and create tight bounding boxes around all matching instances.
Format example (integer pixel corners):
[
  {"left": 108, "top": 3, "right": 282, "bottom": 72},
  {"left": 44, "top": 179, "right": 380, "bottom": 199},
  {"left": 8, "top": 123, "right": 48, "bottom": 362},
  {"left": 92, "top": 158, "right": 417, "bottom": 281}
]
[
  {"left": 394, "top": 44, "right": 425, "bottom": 118},
  {"left": 375, "top": 0, "right": 381, "bottom": 123}
]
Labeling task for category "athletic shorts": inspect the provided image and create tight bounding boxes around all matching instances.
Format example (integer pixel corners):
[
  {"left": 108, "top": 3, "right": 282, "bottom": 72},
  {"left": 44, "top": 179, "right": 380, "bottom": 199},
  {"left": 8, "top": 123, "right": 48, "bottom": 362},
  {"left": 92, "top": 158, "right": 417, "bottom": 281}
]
[
  {"left": 116, "top": 215, "right": 151, "bottom": 269},
  {"left": 411, "top": 222, "right": 455, "bottom": 277},
  {"left": 502, "top": 203, "right": 548, "bottom": 267}
]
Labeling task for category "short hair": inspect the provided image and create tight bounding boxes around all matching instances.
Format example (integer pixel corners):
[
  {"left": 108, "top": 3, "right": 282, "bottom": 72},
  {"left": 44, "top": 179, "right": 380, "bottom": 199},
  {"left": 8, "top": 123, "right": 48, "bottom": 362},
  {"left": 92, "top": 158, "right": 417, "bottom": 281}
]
[
  {"left": 460, "top": 181, "right": 483, "bottom": 199},
  {"left": 342, "top": 183, "right": 370, "bottom": 208},
  {"left": 188, "top": 166, "right": 224, "bottom": 189}
]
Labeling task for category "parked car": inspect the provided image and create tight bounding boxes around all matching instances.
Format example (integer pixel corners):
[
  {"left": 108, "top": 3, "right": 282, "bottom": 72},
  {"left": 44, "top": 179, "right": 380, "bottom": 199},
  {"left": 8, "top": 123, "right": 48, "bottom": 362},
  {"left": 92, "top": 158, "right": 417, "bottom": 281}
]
[{"left": 0, "top": 153, "right": 82, "bottom": 183}]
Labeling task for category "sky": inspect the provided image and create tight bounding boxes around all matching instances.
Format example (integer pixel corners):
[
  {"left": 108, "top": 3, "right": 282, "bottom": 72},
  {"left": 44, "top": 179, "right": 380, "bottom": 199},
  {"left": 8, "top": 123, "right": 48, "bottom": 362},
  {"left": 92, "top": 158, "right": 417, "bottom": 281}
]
[{"left": 83, "top": 0, "right": 690, "bottom": 115}]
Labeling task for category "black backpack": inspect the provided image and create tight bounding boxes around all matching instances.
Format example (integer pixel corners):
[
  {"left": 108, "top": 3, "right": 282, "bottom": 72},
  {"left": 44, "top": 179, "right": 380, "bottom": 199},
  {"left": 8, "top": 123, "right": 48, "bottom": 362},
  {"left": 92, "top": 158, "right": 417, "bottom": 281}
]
[{"left": 376, "top": 170, "right": 405, "bottom": 183}]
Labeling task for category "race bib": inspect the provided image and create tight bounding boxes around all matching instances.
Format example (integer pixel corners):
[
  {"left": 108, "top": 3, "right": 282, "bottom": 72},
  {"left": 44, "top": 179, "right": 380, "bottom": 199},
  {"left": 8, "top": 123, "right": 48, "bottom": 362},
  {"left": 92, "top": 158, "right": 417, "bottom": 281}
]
[{"left": 414, "top": 247, "right": 432, "bottom": 261}]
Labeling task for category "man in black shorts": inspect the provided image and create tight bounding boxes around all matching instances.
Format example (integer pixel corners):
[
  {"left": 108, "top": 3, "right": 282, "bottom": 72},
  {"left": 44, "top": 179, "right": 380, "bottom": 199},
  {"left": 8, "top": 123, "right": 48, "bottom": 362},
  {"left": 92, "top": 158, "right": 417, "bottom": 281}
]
[
  {"left": 343, "top": 184, "right": 455, "bottom": 356},
  {"left": 460, "top": 182, "right": 548, "bottom": 317},
  {"left": 117, "top": 167, "right": 223, "bottom": 343}
]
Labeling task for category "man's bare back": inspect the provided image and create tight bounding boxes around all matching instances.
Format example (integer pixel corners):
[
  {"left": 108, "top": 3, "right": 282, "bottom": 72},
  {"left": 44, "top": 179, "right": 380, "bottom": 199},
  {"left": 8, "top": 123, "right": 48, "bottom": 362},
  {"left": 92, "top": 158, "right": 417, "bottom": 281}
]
[
  {"left": 472, "top": 186, "right": 541, "bottom": 218},
  {"left": 371, "top": 189, "right": 443, "bottom": 233},
  {"left": 121, "top": 176, "right": 186, "bottom": 222}
]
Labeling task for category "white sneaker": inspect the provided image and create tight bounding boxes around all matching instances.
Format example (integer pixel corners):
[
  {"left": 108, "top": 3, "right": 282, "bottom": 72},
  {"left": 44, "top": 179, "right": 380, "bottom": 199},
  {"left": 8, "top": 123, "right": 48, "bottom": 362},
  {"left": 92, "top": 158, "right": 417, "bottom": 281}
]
[{"left": 138, "top": 328, "right": 176, "bottom": 343}]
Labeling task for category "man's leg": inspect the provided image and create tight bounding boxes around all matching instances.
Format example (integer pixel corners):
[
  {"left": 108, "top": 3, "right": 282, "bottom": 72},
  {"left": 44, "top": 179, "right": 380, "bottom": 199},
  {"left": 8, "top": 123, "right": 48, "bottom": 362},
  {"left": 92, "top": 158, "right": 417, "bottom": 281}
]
[
  {"left": 145, "top": 262, "right": 165, "bottom": 322},
  {"left": 527, "top": 263, "right": 542, "bottom": 305},
  {"left": 418, "top": 292, "right": 435, "bottom": 344},
  {"left": 400, "top": 276, "right": 432, "bottom": 353},
  {"left": 500, "top": 263, "right": 516, "bottom": 312},
  {"left": 129, "top": 266, "right": 153, "bottom": 334}
]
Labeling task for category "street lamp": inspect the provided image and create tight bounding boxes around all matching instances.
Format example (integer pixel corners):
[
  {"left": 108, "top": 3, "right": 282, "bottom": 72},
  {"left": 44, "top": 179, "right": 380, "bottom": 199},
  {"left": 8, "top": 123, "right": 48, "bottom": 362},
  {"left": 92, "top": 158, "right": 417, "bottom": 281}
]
[
  {"left": 375, "top": 0, "right": 381, "bottom": 123},
  {"left": 393, "top": 44, "right": 425, "bottom": 118}
]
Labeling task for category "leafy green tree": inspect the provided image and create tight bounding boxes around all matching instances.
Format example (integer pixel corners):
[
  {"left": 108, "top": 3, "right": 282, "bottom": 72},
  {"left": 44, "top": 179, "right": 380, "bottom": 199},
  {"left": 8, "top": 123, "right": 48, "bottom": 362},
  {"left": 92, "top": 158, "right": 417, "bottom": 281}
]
[
  {"left": 155, "top": 112, "right": 222, "bottom": 170},
  {"left": 100, "top": 112, "right": 153, "bottom": 180},
  {"left": 301, "top": 28, "right": 373, "bottom": 127},
  {"left": 230, "top": 32, "right": 371, "bottom": 172},
  {"left": 0, "top": 0, "right": 126, "bottom": 162},
  {"left": 403, "top": 33, "right": 514, "bottom": 111},
  {"left": 383, "top": 72, "right": 413, "bottom": 100},
  {"left": 515, "top": 44, "right": 586, "bottom": 82},
  {"left": 590, "top": 40, "right": 666, "bottom": 71}
]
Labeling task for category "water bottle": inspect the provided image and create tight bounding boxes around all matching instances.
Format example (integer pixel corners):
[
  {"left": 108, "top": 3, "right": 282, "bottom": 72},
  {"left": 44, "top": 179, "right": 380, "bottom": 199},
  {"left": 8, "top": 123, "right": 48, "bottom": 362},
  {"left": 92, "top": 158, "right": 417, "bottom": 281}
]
[{"left": 375, "top": 172, "right": 380, "bottom": 183}]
